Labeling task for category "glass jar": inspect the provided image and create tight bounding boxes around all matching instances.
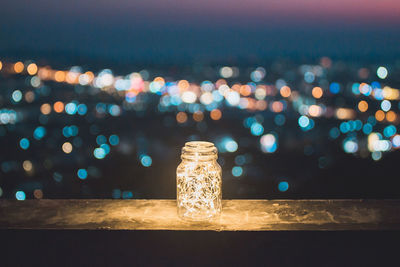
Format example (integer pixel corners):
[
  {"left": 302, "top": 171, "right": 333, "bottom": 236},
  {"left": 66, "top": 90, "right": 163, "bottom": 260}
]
[{"left": 176, "top": 141, "right": 222, "bottom": 221}]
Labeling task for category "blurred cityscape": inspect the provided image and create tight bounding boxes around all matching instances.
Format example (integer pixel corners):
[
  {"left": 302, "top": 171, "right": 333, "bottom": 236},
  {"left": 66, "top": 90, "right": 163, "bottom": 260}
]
[{"left": 1, "top": 58, "right": 400, "bottom": 200}]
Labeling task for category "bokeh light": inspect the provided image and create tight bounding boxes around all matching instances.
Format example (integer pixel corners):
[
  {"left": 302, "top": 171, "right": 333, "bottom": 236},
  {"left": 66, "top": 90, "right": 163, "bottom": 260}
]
[
  {"left": 12, "top": 90, "right": 23, "bottom": 103},
  {"left": 358, "top": 101, "right": 368, "bottom": 112},
  {"left": 377, "top": 66, "right": 388, "bottom": 79},
  {"left": 53, "top": 101, "right": 64, "bottom": 113},
  {"left": 232, "top": 166, "right": 243, "bottom": 177},
  {"left": 77, "top": 169, "right": 88, "bottom": 179},
  {"left": 260, "top": 133, "right": 277, "bottom": 153},
  {"left": 312, "top": 87, "right": 323, "bottom": 99},
  {"left": 15, "top": 191, "right": 26, "bottom": 200},
  {"left": 210, "top": 109, "right": 222, "bottom": 120},
  {"left": 94, "top": 148, "right": 106, "bottom": 159},
  {"left": 19, "top": 138, "right": 30, "bottom": 150},
  {"left": 176, "top": 112, "right": 188, "bottom": 124},
  {"left": 40, "top": 103, "right": 52, "bottom": 115},
  {"left": 27, "top": 63, "right": 38, "bottom": 75},
  {"left": 278, "top": 181, "right": 289, "bottom": 192},
  {"left": 62, "top": 142, "right": 73, "bottom": 154},
  {"left": 13, "top": 62, "right": 24, "bottom": 73},
  {"left": 280, "top": 86, "right": 291, "bottom": 98},
  {"left": 140, "top": 155, "right": 152, "bottom": 167}
]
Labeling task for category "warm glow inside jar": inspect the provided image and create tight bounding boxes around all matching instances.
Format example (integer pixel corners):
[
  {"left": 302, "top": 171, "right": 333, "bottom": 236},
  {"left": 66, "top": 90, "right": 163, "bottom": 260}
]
[{"left": 176, "top": 141, "right": 222, "bottom": 221}]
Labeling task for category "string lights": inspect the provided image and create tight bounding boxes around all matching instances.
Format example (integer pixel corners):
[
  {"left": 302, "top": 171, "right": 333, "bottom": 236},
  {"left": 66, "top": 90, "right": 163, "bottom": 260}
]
[{"left": 176, "top": 142, "right": 222, "bottom": 221}]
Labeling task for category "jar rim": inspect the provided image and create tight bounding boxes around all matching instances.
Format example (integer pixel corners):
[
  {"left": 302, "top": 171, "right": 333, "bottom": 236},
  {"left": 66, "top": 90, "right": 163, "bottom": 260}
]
[
  {"left": 185, "top": 141, "right": 214, "bottom": 149},
  {"left": 182, "top": 141, "right": 217, "bottom": 160}
]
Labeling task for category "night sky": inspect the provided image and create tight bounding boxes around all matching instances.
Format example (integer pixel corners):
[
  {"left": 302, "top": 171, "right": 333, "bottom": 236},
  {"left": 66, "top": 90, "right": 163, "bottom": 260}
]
[{"left": 1, "top": 0, "right": 400, "bottom": 63}]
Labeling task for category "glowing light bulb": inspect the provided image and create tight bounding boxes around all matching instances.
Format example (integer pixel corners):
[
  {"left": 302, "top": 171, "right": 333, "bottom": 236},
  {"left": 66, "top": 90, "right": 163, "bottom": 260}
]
[{"left": 176, "top": 141, "right": 222, "bottom": 221}]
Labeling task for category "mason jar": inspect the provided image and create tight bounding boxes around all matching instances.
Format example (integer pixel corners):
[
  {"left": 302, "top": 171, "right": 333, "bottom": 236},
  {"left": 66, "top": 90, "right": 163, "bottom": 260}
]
[{"left": 176, "top": 141, "right": 222, "bottom": 221}]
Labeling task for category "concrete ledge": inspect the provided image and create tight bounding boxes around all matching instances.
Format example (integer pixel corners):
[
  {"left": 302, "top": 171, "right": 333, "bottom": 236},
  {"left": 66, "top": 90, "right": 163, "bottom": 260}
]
[{"left": 1, "top": 199, "right": 400, "bottom": 231}]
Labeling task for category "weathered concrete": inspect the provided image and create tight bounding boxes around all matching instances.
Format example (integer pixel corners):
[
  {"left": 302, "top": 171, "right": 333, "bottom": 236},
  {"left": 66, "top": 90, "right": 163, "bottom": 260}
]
[{"left": 1, "top": 199, "right": 399, "bottom": 231}]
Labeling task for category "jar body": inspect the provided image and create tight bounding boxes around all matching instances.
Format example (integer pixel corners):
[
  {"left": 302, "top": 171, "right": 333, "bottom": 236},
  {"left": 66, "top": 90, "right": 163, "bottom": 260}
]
[{"left": 176, "top": 156, "right": 222, "bottom": 221}]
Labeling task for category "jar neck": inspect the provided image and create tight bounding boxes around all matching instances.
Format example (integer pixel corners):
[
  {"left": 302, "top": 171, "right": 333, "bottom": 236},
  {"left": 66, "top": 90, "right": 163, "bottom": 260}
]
[
  {"left": 181, "top": 141, "right": 218, "bottom": 162},
  {"left": 181, "top": 156, "right": 217, "bottom": 162}
]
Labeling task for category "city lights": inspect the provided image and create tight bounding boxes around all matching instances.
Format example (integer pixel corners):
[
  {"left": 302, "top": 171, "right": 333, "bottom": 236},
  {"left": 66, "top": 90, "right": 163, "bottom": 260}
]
[{"left": 1, "top": 57, "right": 399, "bottom": 200}]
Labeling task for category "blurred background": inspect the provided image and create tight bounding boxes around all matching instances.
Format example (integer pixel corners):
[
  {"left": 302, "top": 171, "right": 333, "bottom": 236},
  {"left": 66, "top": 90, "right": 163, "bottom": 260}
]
[{"left": 1, "top": 0, "right": 400, "bottom": 200}]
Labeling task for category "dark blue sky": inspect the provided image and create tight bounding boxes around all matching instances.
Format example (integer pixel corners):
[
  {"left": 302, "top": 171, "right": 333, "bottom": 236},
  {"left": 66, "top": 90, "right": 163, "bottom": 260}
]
[{"left": 1, "top": 0, "right": 399, "bottom": 64}]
